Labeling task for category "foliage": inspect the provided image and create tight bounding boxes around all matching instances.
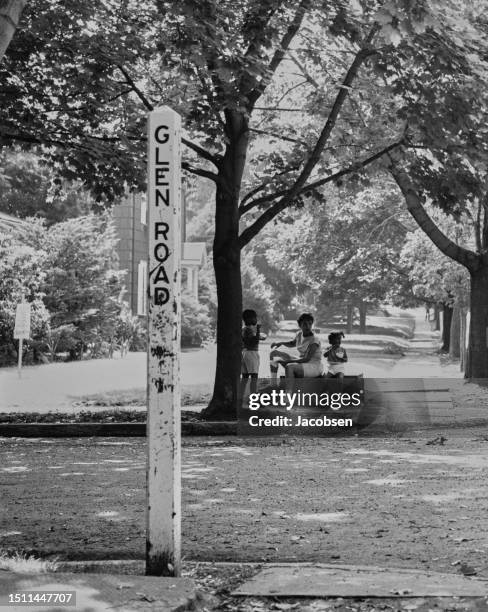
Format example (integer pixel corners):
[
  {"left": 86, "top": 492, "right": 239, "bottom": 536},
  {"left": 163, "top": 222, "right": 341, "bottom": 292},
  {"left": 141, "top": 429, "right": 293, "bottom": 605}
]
[
  {"left": 241, "top": 249, "right": 276, "bottom": 331},
  {"left": 197, "top": 258, "right": 218, "bottom": 331},
  {"left": 266, "top": 178, "right": 415, "bottom": 320},
  {"left": 0, "top": 0, "right": 158, "bottom": 198},
  {"left": 39, "top": 213, "right": 125, "bottom": 336},
  {"left": 3, "top": 0, "right": 488, "bottom": 398},
  {"left": 400, "top": 215, "right": 470, "bottom": 307},
  {"left": 185, "top": 179, "right": 215, "bottom": 243},
  {"left": 0, "top": 148, "right": 94, "bottom": 224},
  {"left": 187, "top": 192, "right": 278, "bottom": 330},
  {"left": 115, "top": 301, "right": 145, "bottom": 354},
  {"left": 41, "top": 323, "right": 78, "bottom": 361},
  {"left": 0, "top": 214, "right": 126, "bottom": 364},
  {"left": 1, "top": 2, "right": 484, "bottom": 215},
  {"left": 0, "top": 229, "right": 49, "bottom": 365},
  {"left": 247, "top": 219, "right": 308, "bottom": 319},
  {"left": 181, "top": 291, "right": 212, "bottom": 347}
]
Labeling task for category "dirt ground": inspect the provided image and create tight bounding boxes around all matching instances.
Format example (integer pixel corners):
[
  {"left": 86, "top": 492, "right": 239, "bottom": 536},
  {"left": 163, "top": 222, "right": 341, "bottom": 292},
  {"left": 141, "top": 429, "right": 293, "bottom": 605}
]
[{"left": 1, "top": 430, "right": 488, "bottom": 580}]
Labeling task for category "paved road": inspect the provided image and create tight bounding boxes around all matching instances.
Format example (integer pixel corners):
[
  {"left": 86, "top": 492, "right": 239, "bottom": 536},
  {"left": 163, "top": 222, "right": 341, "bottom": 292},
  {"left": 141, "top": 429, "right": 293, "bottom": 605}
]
[{"left": 2, "top": 430, "right": 488, "bottom": 573}]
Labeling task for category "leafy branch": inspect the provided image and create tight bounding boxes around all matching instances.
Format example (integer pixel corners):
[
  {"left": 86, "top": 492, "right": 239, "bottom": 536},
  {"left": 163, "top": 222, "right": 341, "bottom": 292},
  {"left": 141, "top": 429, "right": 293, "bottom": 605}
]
[
  {"left": 387, "top": 150, "right": 479, "bottom": 271},
  {"left": 238, "top": 139, "right": 402, "bottom": 245},
  {"left": 246, "top": 0, "right": 312, "bottom": 110}
]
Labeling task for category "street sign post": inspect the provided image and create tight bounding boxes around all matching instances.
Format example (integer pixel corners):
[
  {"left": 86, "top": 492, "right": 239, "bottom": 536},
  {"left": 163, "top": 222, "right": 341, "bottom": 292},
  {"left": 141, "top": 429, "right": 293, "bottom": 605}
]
[
  {"left": 14, "top": 302, "right": 30, "bottom": 378},
  {"left": 146, "top": 107, "right": 182, "bottom": 577}
]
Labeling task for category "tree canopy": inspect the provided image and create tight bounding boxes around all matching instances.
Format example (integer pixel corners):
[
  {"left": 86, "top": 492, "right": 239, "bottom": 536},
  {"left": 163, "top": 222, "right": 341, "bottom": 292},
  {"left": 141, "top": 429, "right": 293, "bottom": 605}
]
[
  {"left": 0, "top": 149, "right": 94, "bottom": 223},
  {"left": 4, "top": 0, "right": 488, "bottom": 404}
]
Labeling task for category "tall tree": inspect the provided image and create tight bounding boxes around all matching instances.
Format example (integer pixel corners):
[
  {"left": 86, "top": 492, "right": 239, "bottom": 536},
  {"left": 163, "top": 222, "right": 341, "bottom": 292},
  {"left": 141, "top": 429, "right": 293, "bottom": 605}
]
[
  {"left": 390, "top": 156, "right": 488, "bottom": 376},
  {"left": 400, "top": 220, "right": 470, "bottom": 354},
  {"left": 376, "top": 2, "right": 488, "bottom": 375},
  {"left": 269, "top": 177, "right": 413, "bottom": 331}
]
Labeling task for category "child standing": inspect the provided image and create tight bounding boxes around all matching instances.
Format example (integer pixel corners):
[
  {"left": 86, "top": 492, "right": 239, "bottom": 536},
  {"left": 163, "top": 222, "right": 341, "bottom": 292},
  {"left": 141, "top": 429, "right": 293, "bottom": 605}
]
[
  {"left": 242, "top": 309, "right": 266, "bottom": 393},
  {"left": 324, "top": 332, "right": 348, "bottom": 379}
]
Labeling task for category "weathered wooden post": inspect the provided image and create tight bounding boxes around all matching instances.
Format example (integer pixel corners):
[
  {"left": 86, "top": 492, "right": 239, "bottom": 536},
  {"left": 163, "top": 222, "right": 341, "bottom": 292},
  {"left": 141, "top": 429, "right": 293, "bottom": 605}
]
[{"left": 146, "top": 106, "right": 182, "bottom": 577}]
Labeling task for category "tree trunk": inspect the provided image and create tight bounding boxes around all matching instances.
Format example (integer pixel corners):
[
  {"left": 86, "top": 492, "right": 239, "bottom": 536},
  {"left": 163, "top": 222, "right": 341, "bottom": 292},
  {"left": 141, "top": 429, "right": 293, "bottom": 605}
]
[
  {"left": 202, "top": 112, "right": 248, "bottom": 420},
  {"left": 460, "top": 307, "right": 468, "bottom": 372},
  {"left": 346, "top": 302, "right": 353, "bottom": 334},
  {"left": 465, "top": 265, "right": 488, "bottom": 378},
  {"left": 204, "top": 243, "right": 241, "bottom": 419},
  {"left": 434, "top": 304, "right": 441, "bottom": 331},
  {"left": 359, "top": 301, "right": 367, "bottom": 335},
  {"left": 449, "top": 304, "right": 460, "bottom": 360},
  {"left": 0, "top": 0, "right": 26, "bottom": 61},
  {"left": 441, "top": 303, "right": 452, "bottom": 352}
]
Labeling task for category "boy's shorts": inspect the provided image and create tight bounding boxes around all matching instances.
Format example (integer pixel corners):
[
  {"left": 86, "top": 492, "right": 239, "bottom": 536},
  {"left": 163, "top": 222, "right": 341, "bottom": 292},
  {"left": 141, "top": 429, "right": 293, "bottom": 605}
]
[{"left": 242, "top": 349, "right": 259, "bottom": 375}]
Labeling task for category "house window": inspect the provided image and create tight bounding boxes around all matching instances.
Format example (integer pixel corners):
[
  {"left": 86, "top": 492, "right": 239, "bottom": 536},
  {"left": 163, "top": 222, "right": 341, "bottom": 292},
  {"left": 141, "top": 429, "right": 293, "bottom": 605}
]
[
  {"left": 137, "top": 259, "right": 147, "bottom": 315},
  {"left": 140, "top": 193, "right": 147, "bottom": 226}
]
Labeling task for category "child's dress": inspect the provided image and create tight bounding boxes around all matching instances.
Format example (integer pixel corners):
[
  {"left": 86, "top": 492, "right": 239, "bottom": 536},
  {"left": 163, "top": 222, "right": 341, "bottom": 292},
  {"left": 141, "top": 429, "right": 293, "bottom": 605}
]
[{"left": 325, "top": 346, "right": 347, "bottom": 375}]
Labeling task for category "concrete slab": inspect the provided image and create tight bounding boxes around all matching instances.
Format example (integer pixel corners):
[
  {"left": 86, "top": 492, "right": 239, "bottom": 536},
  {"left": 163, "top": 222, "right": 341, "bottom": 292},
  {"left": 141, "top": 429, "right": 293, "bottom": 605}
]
[
  {"left": 233, "top": 564, "right": 488, "bottom": 597},
  {"left": 0, "top": 571, "right": 201, "bottom": 611}
]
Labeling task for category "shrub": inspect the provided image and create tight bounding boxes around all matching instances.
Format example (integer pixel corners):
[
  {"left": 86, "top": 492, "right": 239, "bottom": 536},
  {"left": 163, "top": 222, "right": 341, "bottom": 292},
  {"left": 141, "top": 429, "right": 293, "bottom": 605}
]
[
  {"left": 0, "top": 214, "right": 127, "bottom": 364},
  {"left": 181, "top": 291, "right": 212, "bottom": 347},
  {"left": 116, "top": 302, "right": 145, "bottom": 354},
  {"left": 0, "top": 230, "right": 49, "bottom": 365}
]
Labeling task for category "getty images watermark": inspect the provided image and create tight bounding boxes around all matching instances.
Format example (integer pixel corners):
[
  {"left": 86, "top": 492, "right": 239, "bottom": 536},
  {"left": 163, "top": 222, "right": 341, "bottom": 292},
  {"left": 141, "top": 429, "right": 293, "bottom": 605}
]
[
  {"left": 238, "top": 377, "right": 365, "bottom": 435},
  {"left": 248, "top": 389, "right": 361, "bottom": 427}
]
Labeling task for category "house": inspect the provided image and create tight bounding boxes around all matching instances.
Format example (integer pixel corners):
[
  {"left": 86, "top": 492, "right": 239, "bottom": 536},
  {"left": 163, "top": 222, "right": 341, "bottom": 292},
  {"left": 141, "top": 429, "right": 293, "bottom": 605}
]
[
  {"left": 113, "top": 192, "right": 207, "bottom": 315},
  {"left": 182, "top": 242, "right": 207, "bottom": 300}
]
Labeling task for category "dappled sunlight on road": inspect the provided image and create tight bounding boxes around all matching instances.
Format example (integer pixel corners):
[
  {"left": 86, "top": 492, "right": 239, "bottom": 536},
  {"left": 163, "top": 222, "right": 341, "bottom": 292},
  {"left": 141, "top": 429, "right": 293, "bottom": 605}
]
[{"left": 1, "top": 435, "right": 488, "bottom": 572}]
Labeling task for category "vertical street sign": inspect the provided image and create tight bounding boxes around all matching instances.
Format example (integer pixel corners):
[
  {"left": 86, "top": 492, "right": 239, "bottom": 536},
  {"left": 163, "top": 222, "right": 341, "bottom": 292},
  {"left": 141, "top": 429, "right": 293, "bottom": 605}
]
[
  {"left": 13, "top": 301, "right": 30, "bottom": 378},
  {"left": 146, "top": 107, "right": 182, "bottom": 577}
]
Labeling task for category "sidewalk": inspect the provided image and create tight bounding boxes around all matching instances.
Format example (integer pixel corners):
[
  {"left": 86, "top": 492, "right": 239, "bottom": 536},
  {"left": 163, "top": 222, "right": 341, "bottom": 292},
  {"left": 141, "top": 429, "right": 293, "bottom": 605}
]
[
  {"left": 0, "top": 571, "right": 202, "bottom": 612},
  {"left": 389, "top": 313, "right": 461, "bottom": 378},
  {"left": 370, "top": 312, "right": 488, "bottom": 429}
]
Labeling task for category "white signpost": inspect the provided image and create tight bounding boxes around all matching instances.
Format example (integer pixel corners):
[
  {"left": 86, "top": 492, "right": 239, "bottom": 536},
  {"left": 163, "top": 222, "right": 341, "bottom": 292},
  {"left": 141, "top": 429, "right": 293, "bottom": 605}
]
[
  {"left": 14, "top": 302, "right": 30, "bottom": 378},
  {"left": 146, "top": 107, "right": 182, "bottom": 577}
]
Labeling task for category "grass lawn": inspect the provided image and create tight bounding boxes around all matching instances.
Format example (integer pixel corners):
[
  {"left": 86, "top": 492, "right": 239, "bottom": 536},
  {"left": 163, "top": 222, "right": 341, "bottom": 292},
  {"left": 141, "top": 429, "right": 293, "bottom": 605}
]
[{"left": 74, "top": 383, "right": 212, "bottom": 408}]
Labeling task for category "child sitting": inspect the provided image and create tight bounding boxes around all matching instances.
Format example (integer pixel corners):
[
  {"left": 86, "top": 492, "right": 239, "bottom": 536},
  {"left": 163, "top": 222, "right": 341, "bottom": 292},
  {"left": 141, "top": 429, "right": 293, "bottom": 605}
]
[{"left": 324, "top": 332, "right": 347, "bottom": 379}]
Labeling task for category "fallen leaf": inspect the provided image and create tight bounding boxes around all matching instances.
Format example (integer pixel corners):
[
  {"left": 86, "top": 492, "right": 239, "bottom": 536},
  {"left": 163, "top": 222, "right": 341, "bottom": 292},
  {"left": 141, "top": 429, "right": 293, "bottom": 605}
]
[
  {"left": 426, "top": 436, "right": 447, "bottom": 446},
  {"left": 459, "top": 563, "right": 477, "bottom": 576}
]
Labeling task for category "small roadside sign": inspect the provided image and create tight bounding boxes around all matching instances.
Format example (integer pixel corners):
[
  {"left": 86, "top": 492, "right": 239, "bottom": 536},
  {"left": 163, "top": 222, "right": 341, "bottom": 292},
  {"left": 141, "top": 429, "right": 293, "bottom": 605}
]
[
  {"left": 14, "top": 302, "right": 31, "bottom": 339},
  {"left": 14, "top": 302, "right": 30, "bottom": 379}
]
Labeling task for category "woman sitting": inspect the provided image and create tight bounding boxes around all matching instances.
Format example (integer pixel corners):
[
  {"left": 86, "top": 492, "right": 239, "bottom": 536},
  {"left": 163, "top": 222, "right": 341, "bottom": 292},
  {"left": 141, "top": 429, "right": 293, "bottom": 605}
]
[{"left": 269, "top": 313, "right": 323, "bottom": 382}]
